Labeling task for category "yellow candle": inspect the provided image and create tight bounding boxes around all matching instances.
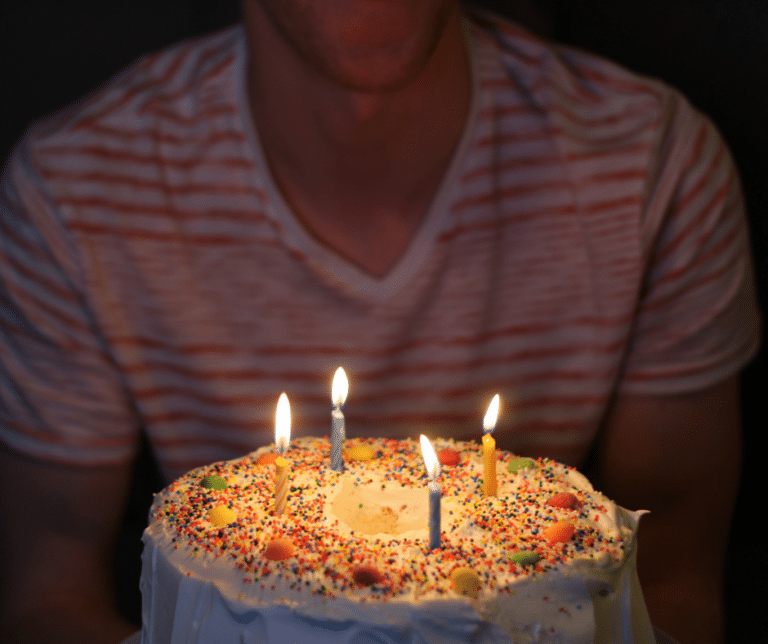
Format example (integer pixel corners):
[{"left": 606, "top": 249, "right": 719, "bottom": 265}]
[
  {"left": 274, "top": 456, "right": 289, "bottom": 514},
  {"left": 274, "top": 392, "right": 292, "bottom": 514},
  {"left": 482, "top": 433, "right": 497, "bottom": 497},
  {"left": 482, "top": 394, "right": 500, "bottom": 497}
]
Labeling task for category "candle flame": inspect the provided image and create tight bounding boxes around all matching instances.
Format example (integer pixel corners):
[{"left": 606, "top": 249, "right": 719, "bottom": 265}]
[
  {"left": 275, "top": 392, "right": 291, "bottom": 453},
  {"left": 483, "top": 394, "right": 500, "bottom": 433},
  {"left": 419, "top": 434, "right": 440, "bottom": 480},
  {"left": 331, "top": 367, "right": 349, "bottom": 408}
]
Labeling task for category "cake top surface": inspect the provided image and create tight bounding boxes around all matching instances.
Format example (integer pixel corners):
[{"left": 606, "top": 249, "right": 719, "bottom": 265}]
[{"left": 147, "top": 436, "right": 640, "bottom": 608}]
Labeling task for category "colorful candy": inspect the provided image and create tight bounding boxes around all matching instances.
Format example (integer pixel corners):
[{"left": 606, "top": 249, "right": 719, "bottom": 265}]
[
  {"left": 450, "top": 567, "right": 482, "bottom": 597},
  {"left": 200, "top": 474, "right": 227, "bottom": 490},
  {"left": 256, "top": 453, "right": 279, "bottom": 466},
  {"left": 264, "top": 538, "right": 295, "bottom": 561},
  {"left": 510, "top": 551, "right": 543, "bottom": 566},
  {"left": 547, "top": 492, "right": 580, "bottom": 509},
  {"left": 507, "top": 457, "right": 535, "bottom": 474},
  {"left": 208, "top": 506, "right": 236, "bottom": 527},
  {"left": 347, "top": 444, "right": 376, "bottom": 461},
  {"left": 544, "top": 521, "right": 575, "bottom": 544},
  {"left": 352, "top": 565, "right": 385, "bottom": 586},
  {"left": 437, "top": 448, "right": 461, "bottom": 467},
  {"left": 154, "top": 437, "right": 627, "bottom": 604}
]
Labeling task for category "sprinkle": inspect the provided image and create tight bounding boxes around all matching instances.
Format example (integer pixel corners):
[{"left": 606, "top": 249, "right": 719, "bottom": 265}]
[{"left": 150, "top": 437, "right": 632, "bottom": 606}]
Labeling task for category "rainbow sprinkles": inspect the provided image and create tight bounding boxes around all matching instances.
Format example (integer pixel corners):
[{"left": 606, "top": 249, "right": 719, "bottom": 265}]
[
  {"left": 142, "top": 435, "right": 654, "bottom": 643},
  {"left": 150, "top": 437, "right": 632, "bottom": 602}
]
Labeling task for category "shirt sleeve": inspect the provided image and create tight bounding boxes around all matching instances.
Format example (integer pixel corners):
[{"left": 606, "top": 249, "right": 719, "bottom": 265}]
[
  {"left": 0, "top": 136, "right": 141, "bottom": 465},
  {"left": 619, "top": 93, "right": 761, "bottom": 395}
]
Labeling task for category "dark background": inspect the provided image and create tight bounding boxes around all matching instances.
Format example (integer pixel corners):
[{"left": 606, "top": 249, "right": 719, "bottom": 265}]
[{"left": 2, "top": 1, "right": 766, "bottom": 641}]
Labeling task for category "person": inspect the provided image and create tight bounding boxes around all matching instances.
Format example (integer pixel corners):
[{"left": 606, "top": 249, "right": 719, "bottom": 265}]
[{"left": 0, "top": 1, "right": 759, "bottom": 643}]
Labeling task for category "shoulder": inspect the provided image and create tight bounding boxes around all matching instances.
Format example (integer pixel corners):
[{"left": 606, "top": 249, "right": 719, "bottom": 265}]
[
  {"left": 21, "top": 25, "right": 245, "bottom": 159},
  {"left": 3, "top": 25, "right": 248, "bottom": 226},
  {"left": 465, "top": 8, "right": 739, "bottom": 239},
  {"left": 465, "top": 7, "right": 704, "bottom": 151}
]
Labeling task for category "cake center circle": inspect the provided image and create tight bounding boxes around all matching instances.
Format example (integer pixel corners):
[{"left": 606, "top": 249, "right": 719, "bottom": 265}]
[{"left": 330, "top": 476, "right": 430, "bottom": 535}]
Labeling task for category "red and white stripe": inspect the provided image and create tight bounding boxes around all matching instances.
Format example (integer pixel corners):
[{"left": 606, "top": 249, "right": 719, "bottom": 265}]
[{"left": 0, "top": 16, "right": 759, "bottom": 482}]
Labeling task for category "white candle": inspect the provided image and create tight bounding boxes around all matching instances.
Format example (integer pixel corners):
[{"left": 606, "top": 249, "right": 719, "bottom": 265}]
[
  {"left": 420, "top": 434, "right": 441, "bottom": 550},
  {"left": 331, "top": 367, "right": 348, "bottom": 472},
  {"left": 274, "top": 393, "right": 291, "bottom": 514}
]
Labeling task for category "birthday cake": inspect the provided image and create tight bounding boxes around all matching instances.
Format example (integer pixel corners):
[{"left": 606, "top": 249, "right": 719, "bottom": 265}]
[{"left": 140, "top": 436, "right": 655, "bottom": 643}]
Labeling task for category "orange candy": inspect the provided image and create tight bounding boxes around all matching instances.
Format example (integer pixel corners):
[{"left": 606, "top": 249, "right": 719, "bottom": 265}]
[
  {"left": 544, "top": 521, "right": 575, "bottom": 544},
  {"left": 263, "top": 538, "right": 295, "bottom": 561},
  {"left": 546, "top": 492, "right": 580, "bottom": 509},
  {"left": 351, "top": 565, "right": 385, "bottom": 586},
  {"left": 256, "top": 452, "right": 279, "bottom": 466}
]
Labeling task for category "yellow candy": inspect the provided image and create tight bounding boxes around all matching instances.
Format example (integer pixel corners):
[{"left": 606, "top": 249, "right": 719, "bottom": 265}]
[
  {"left": 347, "top": 444, "right": 376, "bottom": 461},
  {"left": 450, "top": 567, "right": 482, "bottom": 597},
  {"left": 208, "top": 506, "right": 236, "bottom": 527}
]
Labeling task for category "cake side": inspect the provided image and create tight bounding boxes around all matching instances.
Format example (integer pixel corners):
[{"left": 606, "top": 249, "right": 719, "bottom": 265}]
[{"left": 140, "top": 436, "right": 654, "bottom": 643}]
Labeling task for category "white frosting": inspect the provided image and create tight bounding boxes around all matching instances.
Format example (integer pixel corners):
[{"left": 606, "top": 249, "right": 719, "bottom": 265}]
[{"left": 140, "top": 437, "right": 655, "bottom": 643}]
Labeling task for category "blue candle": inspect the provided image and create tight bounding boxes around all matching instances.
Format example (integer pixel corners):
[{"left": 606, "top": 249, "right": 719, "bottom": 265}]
[
  {"left": 331, "top": 407, "right": 345, "bottom": 471},
  {"left": 420, "top": 434, "right": 442, "bottom": 550},
  {"left": 428, "top": 479, "right": 441, "bottom": 550},
  {"left": 331, "top": 367, "right": 348, "bottom": 472}
]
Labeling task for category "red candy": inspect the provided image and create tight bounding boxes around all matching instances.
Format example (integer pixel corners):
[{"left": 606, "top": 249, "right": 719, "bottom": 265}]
[
  {"left": 352, "top": 564, "right": 385, "bottom": 586},
  {"left": 547, "top": 492, "right": 580, "bottom": 509},
  {"left": 437, "top": 448, "right": 461, "bottom": 467}
]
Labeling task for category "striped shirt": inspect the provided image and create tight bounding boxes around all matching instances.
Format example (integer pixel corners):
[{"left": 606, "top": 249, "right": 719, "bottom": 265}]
[{"left": 0, "top": 13, "right": 760, "bottom": 482}]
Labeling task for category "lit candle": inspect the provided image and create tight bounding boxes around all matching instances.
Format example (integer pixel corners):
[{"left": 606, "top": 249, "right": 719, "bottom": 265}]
[
  {"left": 482, "top": 394, "right": 500, "bottom": 497},
  {"left": 274, "top": 392, "right": 291, "bottom": 515},
  {"left": 330, "top": 367, "right": 348, "bottom": 472},
  {"left": 420, "top": 434, "right": 441, "bottom": 550}
]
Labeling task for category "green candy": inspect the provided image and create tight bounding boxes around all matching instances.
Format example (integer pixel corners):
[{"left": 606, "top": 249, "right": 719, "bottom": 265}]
[
  {"left": 200, "top": 474, "right": 227, "bottom": 490},
  {"left": 510, "top": 551, "right": 542, "bottom": 566},
  {"left": 507, "top": 457, "right": 535, "bottom": 474}
]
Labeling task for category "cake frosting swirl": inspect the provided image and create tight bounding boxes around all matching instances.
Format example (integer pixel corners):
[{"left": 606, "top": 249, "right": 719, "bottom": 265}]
[{"left": 140, "top": 436, "right": 654, "bottom": 643}]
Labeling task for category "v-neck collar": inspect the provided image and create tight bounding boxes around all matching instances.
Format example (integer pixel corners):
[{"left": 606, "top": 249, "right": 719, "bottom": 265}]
[{"left": 235, "top": 20, "right": 482, "bottom": 302}]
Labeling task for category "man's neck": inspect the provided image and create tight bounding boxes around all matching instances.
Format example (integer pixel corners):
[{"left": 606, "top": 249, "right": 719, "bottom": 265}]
[{"left": 242, "top": 2, "right": 471, "bottom": 277}]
